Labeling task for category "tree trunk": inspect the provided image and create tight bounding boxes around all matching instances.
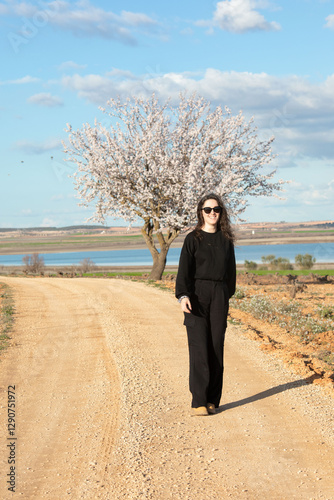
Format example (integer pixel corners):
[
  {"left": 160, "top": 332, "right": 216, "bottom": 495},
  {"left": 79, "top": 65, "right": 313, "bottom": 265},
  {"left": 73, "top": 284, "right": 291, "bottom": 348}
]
[
  {"left": 140, "top": 220, "right": 180, "bottom": 281},
  {"left": 149, "top": 247, "right": 169, "bottom": 281}
]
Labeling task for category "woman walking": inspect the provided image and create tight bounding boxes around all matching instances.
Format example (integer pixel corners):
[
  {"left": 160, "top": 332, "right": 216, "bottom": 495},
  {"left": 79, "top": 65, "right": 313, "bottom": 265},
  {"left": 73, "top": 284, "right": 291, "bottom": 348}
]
[{"left": 175, "top": 193, "right": 236, "bottom": 416}]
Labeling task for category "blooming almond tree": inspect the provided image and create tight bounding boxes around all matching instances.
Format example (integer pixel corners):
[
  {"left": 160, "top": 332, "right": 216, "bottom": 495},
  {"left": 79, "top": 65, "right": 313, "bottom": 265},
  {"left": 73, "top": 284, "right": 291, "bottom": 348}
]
[{"left": 64, "top": 93, "right": 283, "bottom": 280}]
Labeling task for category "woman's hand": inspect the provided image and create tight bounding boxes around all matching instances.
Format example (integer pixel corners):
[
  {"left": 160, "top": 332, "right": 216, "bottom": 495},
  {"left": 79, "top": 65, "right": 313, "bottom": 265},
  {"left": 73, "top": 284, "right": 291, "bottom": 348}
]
[{"left": 180, "top": 297, "right": 192, "bottom": 313}]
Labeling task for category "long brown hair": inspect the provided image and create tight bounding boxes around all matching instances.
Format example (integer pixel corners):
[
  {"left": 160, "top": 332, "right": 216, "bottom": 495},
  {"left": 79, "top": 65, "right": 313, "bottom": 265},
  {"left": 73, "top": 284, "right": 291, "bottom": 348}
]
[{"left": 194, "top": 193, "right": 235, "bottom": 243}]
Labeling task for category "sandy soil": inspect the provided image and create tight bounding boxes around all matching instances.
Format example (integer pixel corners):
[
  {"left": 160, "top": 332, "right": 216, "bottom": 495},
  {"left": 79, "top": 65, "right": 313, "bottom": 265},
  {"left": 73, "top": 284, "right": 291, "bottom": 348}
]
[{"left": 0, "top": 277, "right": 334, "bottom": 499}]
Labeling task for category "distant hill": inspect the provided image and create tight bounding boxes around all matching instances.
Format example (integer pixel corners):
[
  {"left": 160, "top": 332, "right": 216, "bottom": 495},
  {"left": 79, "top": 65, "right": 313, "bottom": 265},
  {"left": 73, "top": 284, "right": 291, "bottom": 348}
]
[
  {"left": 0, "top": 221, "right": 333, "bottom": 234},
  {"left": 237, "top": 221, "right": 334, "bottom": 230},
  {"left": 0, "top": 225, "right": 111, "bottom": 233}
]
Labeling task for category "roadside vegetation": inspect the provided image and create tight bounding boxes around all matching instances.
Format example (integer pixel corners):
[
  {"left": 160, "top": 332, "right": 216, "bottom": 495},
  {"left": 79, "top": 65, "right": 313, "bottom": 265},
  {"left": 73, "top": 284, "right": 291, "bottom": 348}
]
[
  {"left": 230, "top": 289, "right": 333, "bottom": 345},
  {"left": 0, "top": 283, "right": 14, "bottom": 353},
  {"left": 240, "top": 269, "right": 334, "bottom": 276},
  {"left": 229, "top": 277, "right": 334, "bottom": 379}
]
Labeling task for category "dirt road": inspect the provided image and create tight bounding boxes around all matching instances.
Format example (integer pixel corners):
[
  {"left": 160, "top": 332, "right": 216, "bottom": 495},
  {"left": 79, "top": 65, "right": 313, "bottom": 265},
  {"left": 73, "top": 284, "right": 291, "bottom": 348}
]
[{"left": 0, "top": 278, "right": 333, "bottom": 499}]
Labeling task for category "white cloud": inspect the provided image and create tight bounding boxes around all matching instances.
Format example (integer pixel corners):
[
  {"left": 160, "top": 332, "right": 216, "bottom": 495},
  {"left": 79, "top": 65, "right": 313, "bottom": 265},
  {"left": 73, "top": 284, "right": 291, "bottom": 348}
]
[
  {"left": 243, "top": 174, "right": 334, "bottom": 223},
  {"left": 14, "top": 138, "right": 63, "bottom": 154},
  {"left": 60, "top": 67, "right": 334, "bottom": 118},
  {"left": 62, "top": 73, "right": 119, "bottom": 104},
  {"left": 120, "top": 11, "right": 158, "bottom": 27},
  {"left": 5, "top": 1, "right": 161, "bottom": 45},
  {"left": 0, "top": 4, "right": 8, "bottom": 15},
  {"left": 28, "top": 93, "right": 64, "bottom": 107},
  {"left": 61, "top": 68, "right": 334, "bottom": 162},
  {"left": 57, "top": 61, "right": 87, "bottom": 71},
  {"left": 51, "top": 193, "right": 75, "bottom": 201},
  {"left": 0, "top": 75, "right": 40, "bottom": 85},
  {"left": 293, "top": 180, "right": 334, "bottom": 207},
  {"left": 11, "top": 2, "right": 37, "bottom": 17},
  {"left": 197, "top": 0, "right": 281, "bottom": 33},
  {"left": 324, "top": 14, "right": 334, "bottom": 29},
  {"left": 180, "top": 27, "right": 194, "bottom": 36}
]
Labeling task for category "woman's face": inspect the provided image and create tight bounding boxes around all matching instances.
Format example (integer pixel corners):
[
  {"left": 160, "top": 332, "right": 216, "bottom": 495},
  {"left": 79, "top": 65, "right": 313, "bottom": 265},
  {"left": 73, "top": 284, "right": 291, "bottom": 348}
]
[{"left": 201, "top": 198, "right": 221, "bottom": 230}]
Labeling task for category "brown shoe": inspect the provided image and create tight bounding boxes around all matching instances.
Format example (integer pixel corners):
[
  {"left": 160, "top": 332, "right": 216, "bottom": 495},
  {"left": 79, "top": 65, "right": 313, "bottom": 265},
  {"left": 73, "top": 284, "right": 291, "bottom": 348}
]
[
  {"left": 207, "top": 403, "right": 216, "bottom": 414},
  {"left": 192, "top": 406, "right": 209, "bottom": 416}
]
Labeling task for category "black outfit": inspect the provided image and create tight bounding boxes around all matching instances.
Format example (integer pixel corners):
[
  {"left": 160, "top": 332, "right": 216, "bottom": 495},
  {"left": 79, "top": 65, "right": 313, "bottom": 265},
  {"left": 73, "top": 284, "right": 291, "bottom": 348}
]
[{"left": 175, "top": 229, "right": 236, "bottom": 409}]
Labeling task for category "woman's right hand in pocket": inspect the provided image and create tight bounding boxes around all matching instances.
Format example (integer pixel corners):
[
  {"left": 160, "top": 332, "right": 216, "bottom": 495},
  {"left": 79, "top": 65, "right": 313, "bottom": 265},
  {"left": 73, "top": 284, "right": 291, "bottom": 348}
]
[{"left": 180, "top": 297, "right": 192, "bottom": 313}]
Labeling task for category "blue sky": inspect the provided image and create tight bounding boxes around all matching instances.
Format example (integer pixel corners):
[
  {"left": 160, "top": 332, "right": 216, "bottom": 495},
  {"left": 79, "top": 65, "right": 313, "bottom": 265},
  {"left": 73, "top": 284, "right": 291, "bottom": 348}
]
[{"left": 0, "top": 0, "right": 333, "bottom": 228}]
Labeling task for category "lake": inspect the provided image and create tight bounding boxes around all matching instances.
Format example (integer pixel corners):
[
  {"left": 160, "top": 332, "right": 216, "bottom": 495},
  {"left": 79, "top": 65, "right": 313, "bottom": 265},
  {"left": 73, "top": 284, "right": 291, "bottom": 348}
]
[{"left": 0, "top": 242, "right": 333, "bottom": 267}]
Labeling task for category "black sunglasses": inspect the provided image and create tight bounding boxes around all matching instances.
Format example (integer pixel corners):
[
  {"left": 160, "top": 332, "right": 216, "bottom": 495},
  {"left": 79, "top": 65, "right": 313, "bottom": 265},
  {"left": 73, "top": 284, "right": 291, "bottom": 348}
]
[{"left": 201, "top": 206, "right": 222, "bottom": 214}]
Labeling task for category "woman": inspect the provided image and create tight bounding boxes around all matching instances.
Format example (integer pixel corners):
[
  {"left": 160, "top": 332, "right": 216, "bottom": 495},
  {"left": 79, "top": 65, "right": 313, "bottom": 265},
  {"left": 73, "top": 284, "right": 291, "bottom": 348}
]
[{"left": 175, "top": 193, "right": 236, "bottom": 416}]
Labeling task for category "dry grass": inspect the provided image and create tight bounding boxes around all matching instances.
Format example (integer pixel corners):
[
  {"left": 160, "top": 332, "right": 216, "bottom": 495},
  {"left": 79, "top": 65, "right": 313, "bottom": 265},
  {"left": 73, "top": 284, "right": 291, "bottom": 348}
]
[{"left": 0, "top": 282, "right": 14, "bottom": 353}]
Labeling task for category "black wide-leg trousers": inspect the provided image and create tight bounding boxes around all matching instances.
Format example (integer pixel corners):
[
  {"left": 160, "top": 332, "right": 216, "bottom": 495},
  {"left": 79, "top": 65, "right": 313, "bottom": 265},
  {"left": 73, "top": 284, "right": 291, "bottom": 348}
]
[{"left": 183, "top": 279, "right": 229, "bottom": 409}]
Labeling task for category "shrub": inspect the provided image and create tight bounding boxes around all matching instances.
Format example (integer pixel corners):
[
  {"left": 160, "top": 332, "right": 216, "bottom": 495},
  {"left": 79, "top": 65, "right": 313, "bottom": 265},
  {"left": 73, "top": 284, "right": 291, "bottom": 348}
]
[
  {"left": 230, "top": 294, "right": 333, "bottom": 343},
  {"left": 79, "top": 258, "right": 96, "bottom": 273},
  {"left": 244, "top": 260, "right": 258, "bottom": 270},
  {"left": 295, "top": 253, "right": 316, "bottom": 269},
  {"left": 0, "top": 284, "right": 14, "bottom": 350},
  {"left": 275, "top": 257, "right": 293, "bottom": 270},
  {"left": 22, "top": 253, "right": 45, "bottom": 274},
  {"left": 317, "top": 305, "right": 334, "bottom": 319},
  {"left": 261, "top": 254, "right": 276, "bottom": 265},
  {"left": 233, "top": 287, "right": 246, "bottom": 299},
  {"left": 261, "top": 254, "right": 293, "bottom": 270}
]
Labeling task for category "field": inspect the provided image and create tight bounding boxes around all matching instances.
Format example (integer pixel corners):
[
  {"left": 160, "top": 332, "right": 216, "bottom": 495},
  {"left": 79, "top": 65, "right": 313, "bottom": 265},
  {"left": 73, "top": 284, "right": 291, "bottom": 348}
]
[
  {"left": 229, "top": 275, "right": 334, "bottom": 390},
  {"left": 0, "top": 220, "right": 334, "bottom": 255}
]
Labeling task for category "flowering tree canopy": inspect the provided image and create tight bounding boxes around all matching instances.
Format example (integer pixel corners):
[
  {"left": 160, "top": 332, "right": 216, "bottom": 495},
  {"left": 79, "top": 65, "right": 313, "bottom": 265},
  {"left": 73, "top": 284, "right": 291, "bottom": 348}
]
[{"left": 64, "top": 93, "right": 283, "bottom": 279}]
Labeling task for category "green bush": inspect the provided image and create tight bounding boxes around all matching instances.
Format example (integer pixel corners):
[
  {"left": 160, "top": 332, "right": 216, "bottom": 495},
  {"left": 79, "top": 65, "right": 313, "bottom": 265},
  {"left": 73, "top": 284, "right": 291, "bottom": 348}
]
[
  {"left": 295, "top": 253, "right": 316, "bottom": 269},
  {"left": 261, "top": 254, "right": 276, "bottom": 264},
  {"left": 275, "top": 257, "right": 293, "bottom": 270},
  {"left": 244, "top": 260, "right": 258, "bottom": 270},
  {"left": 261, "top": 255, "right": 293, "bottom": 270}
]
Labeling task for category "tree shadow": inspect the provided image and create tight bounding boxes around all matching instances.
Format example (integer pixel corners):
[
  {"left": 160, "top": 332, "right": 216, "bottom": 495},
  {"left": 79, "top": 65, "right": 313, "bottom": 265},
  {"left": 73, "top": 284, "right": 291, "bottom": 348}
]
[{"left": 217, "top": 374, "right": 321, "bottom": 413}]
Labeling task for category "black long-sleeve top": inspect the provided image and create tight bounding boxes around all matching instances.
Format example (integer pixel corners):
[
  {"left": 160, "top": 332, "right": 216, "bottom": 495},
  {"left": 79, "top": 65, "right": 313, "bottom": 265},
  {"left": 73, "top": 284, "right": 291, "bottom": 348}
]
[{"left": 175, "top": 229, "right": 236, "bottom": 300}]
